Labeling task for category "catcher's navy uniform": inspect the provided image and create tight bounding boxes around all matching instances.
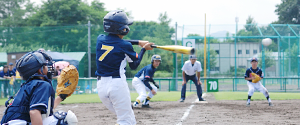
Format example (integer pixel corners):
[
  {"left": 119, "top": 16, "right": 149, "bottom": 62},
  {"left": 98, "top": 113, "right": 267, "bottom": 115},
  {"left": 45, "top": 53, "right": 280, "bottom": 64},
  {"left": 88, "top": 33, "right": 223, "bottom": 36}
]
[{"left": 1, "top": 78, "right": 55, "bottom": 124}]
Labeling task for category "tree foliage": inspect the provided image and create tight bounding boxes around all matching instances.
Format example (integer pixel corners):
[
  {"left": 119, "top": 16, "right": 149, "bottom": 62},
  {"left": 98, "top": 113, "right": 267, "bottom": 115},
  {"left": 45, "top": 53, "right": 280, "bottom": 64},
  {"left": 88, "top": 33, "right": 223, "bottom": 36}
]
[{"left": 275, "top": 0, "right": 300, "bottom": 24}]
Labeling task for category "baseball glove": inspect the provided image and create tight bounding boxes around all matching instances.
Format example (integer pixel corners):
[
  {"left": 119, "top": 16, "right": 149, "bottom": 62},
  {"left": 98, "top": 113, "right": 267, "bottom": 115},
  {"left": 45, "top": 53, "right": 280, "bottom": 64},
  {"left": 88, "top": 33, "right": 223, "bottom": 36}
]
[
  {"left": 251, "top": 73, "right": 261, "bottom": 83},
  {"left": 56, "top": 65, "right": 79, "bottom": 100}
]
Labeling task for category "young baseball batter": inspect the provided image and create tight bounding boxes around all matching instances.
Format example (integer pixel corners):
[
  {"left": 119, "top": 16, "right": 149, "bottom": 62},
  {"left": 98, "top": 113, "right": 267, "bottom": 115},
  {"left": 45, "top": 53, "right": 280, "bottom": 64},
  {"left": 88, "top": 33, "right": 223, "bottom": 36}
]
[
  {"left": 1, "top": 51, "right": 77, "bottom": 125},
  {"left": 132, "top": 55, "right": 161, "bottom": 108},
  {"left": 96, "top": 10, "right": 153, "bottom": 125},
  {"left": 245, "top": 57, "right": 273, "bottom": 106},
  {"left": 180, "top": 55, "right": 205, "bottom": 102}
]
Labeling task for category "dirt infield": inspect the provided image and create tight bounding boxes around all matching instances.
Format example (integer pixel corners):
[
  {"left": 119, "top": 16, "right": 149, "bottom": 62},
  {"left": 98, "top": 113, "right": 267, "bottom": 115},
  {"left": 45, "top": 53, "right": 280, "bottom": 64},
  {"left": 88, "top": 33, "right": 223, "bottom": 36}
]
[{"left": 0, "top": 93, "right": 299, "bottom": 125}]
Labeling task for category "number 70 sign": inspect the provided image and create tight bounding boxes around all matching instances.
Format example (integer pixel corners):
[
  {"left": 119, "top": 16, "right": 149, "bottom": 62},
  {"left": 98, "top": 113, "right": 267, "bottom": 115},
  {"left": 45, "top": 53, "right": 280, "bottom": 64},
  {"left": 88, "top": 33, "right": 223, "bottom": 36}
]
[{"left": 207, "top": 79, "right": 219, "bottom": 92}]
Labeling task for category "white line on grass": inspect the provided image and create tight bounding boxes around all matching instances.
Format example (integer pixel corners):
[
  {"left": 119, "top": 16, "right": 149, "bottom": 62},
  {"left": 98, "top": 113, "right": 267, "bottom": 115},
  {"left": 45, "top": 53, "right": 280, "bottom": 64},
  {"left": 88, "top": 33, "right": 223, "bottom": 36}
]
[{"left": 176, "top": 93, "right": 207, "bottom": 125}]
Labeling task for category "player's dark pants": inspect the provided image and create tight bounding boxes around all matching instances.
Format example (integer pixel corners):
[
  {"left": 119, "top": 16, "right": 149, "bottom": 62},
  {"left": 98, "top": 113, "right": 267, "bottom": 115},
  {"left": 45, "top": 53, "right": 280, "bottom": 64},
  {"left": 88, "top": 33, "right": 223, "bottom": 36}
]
[
  {"left": 3, "top": 80, "right": 11, "bottom": 98},
  {"left": 181, "top": 74, "right": 203, "bottom": 100}
]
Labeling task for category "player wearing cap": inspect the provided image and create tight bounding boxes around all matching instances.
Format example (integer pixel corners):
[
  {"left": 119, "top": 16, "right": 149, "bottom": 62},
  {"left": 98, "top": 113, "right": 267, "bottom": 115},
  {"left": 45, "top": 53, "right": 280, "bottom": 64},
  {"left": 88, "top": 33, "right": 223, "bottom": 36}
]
[
  {"left": 180, "top": 55, "right": 205, "bottom": 102},
  {"left": 132, "top": 55, "right": 161, "bottom": 108},
  {"left": 245, "top": 57, "right": 273, "bottom": 106},
  {"left": 96, "top": 10, "right": 153, "bottom": 125}
]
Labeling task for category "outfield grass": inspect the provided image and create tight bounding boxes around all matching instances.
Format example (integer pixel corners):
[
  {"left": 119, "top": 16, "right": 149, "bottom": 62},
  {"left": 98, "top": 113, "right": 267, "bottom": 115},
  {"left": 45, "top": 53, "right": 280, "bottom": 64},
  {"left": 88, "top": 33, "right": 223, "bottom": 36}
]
[
  {"left": 0, "top": 92, "right": 194, "bottom": 105},
  {"left": 213, "top": 92, "right": 300, "bottom": 100}
]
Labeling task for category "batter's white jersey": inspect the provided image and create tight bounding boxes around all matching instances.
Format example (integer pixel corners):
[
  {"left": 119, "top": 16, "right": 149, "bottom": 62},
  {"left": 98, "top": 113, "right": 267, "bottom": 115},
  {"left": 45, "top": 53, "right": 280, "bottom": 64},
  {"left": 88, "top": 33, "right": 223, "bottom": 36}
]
[{"left": 181, "top": 60, "right": 202, "bottom": 76}]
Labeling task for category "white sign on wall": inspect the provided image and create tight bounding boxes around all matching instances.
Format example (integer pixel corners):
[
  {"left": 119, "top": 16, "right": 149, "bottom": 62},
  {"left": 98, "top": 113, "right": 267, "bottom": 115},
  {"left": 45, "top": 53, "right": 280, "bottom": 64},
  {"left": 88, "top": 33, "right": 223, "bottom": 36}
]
[{"left": 183, "top": 39, "right": 195, "bottom": 48}]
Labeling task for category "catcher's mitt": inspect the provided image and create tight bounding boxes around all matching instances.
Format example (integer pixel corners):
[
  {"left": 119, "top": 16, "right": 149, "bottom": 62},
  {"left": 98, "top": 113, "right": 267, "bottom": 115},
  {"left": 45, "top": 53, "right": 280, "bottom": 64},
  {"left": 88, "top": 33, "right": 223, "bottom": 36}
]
[
  {"left": 56, "top": 65, "right": 79, "bottom": 100},
  {"left": 251, "top": 73, "right": 261, "bottom": 83}
]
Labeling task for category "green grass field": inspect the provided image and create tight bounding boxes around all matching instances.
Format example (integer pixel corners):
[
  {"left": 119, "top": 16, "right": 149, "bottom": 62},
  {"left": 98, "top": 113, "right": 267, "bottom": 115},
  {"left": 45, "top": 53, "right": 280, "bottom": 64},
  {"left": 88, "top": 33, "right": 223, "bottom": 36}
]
[
  {"left": 0, "top": 92, "right": 299, "bottom": 106},
  {"left": 213, "top": 92, "right": 300, "bottom": 100},
  {"left": 0, "top": 92, "right": 194, "bottom": 105}
]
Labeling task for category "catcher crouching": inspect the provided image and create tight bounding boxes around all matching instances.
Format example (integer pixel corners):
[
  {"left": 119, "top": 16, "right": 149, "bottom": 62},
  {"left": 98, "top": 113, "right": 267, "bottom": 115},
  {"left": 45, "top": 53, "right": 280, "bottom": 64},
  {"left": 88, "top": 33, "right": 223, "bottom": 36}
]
[{"left": 1, "top": 50, "right": 78, "bottom": 125}]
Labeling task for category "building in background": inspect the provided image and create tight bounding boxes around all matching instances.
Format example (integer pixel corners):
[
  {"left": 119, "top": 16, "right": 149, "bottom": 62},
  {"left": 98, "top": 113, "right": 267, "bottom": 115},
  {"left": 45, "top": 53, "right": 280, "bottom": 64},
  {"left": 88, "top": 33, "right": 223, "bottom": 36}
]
[{"left": 196, "top": 42, "right": 261, "bottom": 74}]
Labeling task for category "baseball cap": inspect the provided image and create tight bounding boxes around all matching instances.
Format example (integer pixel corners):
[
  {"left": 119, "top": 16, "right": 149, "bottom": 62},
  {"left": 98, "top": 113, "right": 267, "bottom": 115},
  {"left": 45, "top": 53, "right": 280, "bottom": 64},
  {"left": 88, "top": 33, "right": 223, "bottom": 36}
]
[
  {"left": 9, "top": 62, "right": 13, "bottom": 66},
  {"left": 189, "top": 55, "right": 197, "bottom": 59},
  {"left": 251, "top": 57, "right": 258, "bottom": 62}
]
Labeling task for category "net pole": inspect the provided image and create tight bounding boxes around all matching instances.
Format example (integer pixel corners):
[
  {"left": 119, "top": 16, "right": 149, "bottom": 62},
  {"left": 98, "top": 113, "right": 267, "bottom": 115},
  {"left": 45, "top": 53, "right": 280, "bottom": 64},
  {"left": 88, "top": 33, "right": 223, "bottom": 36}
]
[{"left": 204, "top": 13, "right": 207, "bottom": 92}]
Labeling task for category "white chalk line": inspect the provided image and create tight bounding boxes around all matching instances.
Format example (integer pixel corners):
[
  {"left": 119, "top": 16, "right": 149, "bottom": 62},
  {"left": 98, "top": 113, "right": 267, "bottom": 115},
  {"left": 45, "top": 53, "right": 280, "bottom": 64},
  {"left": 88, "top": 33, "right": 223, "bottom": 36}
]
[{"left": 176, "top": 93, "right": 207, "bottom": 125}]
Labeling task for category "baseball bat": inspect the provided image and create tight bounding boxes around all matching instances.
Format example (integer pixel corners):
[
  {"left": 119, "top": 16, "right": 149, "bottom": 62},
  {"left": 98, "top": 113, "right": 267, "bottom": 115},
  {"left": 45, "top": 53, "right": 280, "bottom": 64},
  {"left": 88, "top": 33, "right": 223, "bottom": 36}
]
[
  {"left": 150, "top": 45, "right": 195, "bottom": 55},
  {"left": 125, "top": 40, "right": 195, "bottom": 55}
]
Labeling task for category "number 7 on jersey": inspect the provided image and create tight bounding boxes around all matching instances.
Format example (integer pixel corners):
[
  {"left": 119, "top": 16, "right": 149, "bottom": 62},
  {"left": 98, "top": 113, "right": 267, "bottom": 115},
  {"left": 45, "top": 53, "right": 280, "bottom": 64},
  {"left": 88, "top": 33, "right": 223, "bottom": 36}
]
[{"left": 98, "top": 45, "right": 114, "bottom": 61}]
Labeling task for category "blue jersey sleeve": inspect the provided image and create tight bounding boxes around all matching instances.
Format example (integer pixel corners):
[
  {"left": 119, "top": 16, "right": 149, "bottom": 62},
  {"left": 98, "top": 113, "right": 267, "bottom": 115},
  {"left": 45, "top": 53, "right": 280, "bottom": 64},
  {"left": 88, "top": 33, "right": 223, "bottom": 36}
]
[
  {"left": 122, "top": 42, "right": 138, "bottom": 62},
  {"left": 143, "top": 66, "right": 155, "bottom": 90},
  {"left": 244, "top": 69, "right": 250, "bottom": 78},
  {"left": 30, "top": 82, "right": 52, "bottom": 114},
  {"left": 0, "top": 71, "right": 4, "bottom": 77},
  {"left": 129, "top": 48, "right": 146, "bottom": 70}
]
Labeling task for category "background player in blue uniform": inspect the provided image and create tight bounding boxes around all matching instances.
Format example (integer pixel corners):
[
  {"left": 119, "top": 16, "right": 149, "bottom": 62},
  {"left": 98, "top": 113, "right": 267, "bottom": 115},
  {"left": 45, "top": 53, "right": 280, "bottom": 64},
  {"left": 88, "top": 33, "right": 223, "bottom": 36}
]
[
  {"left": 132, "top": 55, "right": 161, "bottom": 108},
  {"left": 1, "top": 51, "right": 77, "bottom": 125},
  {"left": 245, "top": 57, "right": 273, "bottom": 106},
  {"left": 1, "top": 64, "right": 16, "bottom": 98},
  {"left": 96, "top": 10, "right": 153, "bottom": 125}
]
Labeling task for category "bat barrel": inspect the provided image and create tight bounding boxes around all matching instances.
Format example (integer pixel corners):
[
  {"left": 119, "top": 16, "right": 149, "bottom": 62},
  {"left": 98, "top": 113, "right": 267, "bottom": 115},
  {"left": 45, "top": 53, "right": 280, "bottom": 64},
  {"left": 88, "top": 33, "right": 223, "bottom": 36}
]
[{"left": 190, "top": 48, "right": 195, "bottom": 55}]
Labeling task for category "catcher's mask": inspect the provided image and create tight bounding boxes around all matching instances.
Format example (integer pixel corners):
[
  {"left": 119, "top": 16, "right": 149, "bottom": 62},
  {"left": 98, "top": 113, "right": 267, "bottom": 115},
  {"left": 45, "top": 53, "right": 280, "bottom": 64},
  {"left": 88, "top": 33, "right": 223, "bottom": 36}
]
[{"left": 16, "top": 50, "right": 54, "bottom": 81}]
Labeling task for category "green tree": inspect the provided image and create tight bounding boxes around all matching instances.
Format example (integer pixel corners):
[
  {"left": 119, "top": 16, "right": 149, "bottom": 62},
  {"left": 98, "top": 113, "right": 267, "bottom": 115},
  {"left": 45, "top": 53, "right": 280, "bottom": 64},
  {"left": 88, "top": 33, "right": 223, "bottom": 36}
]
[
  {"left": 0, "top": 0, "right": 34, "bottom": 46},
  {"left": 284, "top": 43, "right": 299, "bottom": 73},
  {"left": 236, "top": 16, "right": 260, "bottom": 42},
  {"left": 187, "top": 34, "right": 220, "bottom": 43},
  {"left": 275, "top": 0, "right": 300, "bottom": 24},
  {"left": 258, "top": 50, "right": 275, "bottom": 69}
]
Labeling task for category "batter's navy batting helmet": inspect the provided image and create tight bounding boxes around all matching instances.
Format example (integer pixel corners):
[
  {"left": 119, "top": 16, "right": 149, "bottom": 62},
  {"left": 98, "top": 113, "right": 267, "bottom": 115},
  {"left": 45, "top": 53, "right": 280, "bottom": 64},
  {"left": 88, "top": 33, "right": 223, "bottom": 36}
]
[
  {"left": 16, "top": 51, "right": 53, "bottom": 80},
  {"left": 151, "top": 55, "right": 161, "bottom": 63},
  {"left": 103, "top": 10, "right": 133, "bottom": 35}
]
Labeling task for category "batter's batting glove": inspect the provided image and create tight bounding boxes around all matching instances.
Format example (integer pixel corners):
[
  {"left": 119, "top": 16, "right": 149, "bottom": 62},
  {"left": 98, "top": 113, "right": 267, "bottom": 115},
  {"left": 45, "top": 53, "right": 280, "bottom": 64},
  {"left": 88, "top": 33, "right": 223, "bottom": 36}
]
[{"left": 153, "top": 82, "right": 159, "bottom": 89}]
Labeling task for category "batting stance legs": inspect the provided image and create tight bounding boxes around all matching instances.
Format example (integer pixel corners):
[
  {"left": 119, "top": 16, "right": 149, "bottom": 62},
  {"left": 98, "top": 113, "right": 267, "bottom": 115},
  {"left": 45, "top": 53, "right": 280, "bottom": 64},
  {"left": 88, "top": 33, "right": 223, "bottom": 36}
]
[
  {"left": 132, "top": 77, "right": 157, "bottom": 106},
  {"left": 97, "top": 74, "right": 136, "bottom": 125},
  {"left": 181, "top": 74, "right": 203, "bottom": 101}
]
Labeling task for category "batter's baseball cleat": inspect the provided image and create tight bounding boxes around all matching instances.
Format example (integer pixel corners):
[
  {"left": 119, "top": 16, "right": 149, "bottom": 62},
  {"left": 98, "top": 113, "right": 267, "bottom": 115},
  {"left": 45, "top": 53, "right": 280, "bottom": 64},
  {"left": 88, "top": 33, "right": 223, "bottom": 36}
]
[
  {"left": 179, "top": 98, "right": 184, "bottom": 102},
  {"left": 199, "top": 98, "right": 206, "bottom": 101},
  {"left": 142, "top": 104, "right": 151, "bottom": 108},
  {"left": 269, "top": 102, "right": 274, "bottom": 106},
  {"left": 246, "top": 102, "right": 250, "bottom": 106},
  {"left": 132, "top": 102, "right": 139, "bottom": 107}
]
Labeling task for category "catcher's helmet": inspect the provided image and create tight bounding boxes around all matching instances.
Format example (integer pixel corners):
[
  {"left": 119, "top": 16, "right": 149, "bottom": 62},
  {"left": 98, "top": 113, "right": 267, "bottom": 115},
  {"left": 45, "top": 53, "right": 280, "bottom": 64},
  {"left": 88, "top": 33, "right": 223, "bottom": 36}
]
[
  {"left": 103, "top": 10, "right": 133, "bottom": 35},
  {"left": 151, "top": 55, "right": 161, "bottom": 63},
  {"left": 16, "top": 51, "right": 53, "bottom": 80}
]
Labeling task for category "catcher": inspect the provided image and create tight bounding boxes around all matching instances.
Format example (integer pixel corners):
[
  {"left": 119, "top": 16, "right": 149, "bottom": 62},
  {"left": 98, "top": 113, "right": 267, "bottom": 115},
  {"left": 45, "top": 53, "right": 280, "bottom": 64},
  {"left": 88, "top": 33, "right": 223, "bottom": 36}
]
[
  {"left": 244, "top": 57, "right": 273, "bottom": 107},
  {"left": 1, "top": 50, "right": 78, "bottom": 125},
  {"left": 132, "top": 55, "right": 161, "bottom": 108}
]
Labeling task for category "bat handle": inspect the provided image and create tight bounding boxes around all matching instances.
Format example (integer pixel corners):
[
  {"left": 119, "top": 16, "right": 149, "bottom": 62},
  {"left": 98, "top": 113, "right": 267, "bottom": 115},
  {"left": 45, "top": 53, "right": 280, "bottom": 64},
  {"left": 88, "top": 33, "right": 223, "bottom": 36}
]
[{"left": 150, "top": 45, "right": 157, "bottom": 48}]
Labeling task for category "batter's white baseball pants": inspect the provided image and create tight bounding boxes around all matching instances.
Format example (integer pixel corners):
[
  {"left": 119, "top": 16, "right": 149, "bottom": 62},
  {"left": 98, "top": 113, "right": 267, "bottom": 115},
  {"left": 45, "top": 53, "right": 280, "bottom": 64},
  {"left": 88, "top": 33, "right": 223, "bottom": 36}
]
[{"left": 97, "top": 74, "right": 136, "bottom": 125}]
